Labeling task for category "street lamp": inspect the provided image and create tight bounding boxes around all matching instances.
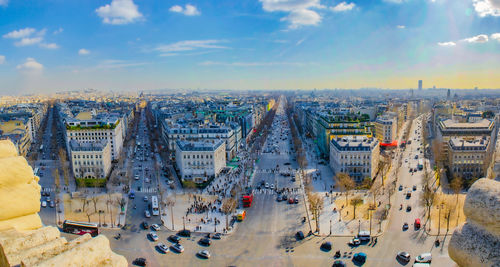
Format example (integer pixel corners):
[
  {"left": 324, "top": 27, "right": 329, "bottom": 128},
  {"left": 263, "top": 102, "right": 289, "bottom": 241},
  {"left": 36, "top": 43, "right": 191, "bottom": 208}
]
[{"left": 330, "top": 219, "right": 332, "bottom": 235}]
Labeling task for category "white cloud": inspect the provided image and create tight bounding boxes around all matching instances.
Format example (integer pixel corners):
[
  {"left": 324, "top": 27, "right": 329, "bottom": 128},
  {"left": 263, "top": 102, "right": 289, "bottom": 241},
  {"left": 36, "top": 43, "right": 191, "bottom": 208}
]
[
  {"left": 3, "top": 28, "right": 36, "bottom": 39},
  {"left": 16, "top": 58, "right": 43, "bottom": 71},
  {"left": 259, "top": 0, "right": 324, "bottom": 29},
  {"left": 40, "top": 43, "right": 59, "bottom": 49},
  {"left": 473, "top": 0, "right": 500, "bottom": 17},
  {"left": 331, "top": 2, "right": 355, "bottom": 12},
  {"left": 15, "top": 37, "right": 43, "bottom": 47},
  {"left": 462, "top": 34, "right": 489, "bottom": 43},
  {"left": 78, "top": 48, "right": 91, "bottom": 55},
  {"left": 0, "top": 55, "right": 5, "bottom": 64},
  {"left": 397, "top": 25, "right": 406, "bottom": 29},
  {"left": 296, "top": 38, "right": 306, "bottom": 45},
  {"left": 438, "top": 42, "right": 456, "bottom": 46},
  {"left": 154, "top": 40, "right": 228, "bottom": 54},
  {"left": 96, "top": 59, "right": 147, "bottom": 69},
  {"left": 169, "top": 4, "right": 201, "bottom": 16},
  {"left": 53, "top": 28, "right": 64, "bottom": 34},
  {"left": 96, "top": 0, "right": 143, "bottom": 25},
  {"left": 0, "top": 0, "right": 8, "bottom": 7},
  {"left": 491, "top": 33, "right": 500, "bottom": 42}
]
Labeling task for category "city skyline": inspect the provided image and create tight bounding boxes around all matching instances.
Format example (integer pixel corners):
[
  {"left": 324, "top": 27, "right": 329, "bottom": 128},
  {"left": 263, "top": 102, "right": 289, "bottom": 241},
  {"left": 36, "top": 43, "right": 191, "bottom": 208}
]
[{"left": 1, "top": 0, "right": 500, "bottom": 94}]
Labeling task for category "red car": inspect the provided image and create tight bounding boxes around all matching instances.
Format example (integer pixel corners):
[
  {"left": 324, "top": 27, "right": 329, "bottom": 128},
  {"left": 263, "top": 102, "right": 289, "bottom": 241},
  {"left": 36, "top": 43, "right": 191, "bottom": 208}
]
[
  {"left": 288, "top": 198, "right": 294, "bottom": 204},
  {"left": 414, "top": 218, "right": 421, "bottom": 229}
]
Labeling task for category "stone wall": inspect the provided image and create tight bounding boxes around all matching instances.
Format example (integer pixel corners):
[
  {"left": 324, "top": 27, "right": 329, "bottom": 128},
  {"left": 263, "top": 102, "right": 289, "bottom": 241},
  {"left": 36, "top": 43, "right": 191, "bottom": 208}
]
[{"left": 448, "top": 178, "right": 500, "bottom": 267}]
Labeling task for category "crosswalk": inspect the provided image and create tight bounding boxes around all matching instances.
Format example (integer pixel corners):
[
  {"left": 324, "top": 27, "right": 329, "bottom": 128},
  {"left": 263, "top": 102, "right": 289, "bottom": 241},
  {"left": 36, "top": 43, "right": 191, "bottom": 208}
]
[
  {"left": 138, "top": 188, "right": 157, "bottom": 193},
  {"left": 41, "top": 187, "right": 55, "bottom": 192},
  {"left": 252, "top": 188, "right": 303, "bottom": 195}
]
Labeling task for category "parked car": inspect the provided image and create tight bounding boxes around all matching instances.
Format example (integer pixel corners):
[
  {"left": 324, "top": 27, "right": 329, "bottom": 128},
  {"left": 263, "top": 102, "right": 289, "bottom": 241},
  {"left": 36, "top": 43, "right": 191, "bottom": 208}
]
[
  {"left": 199, "top": 238, "right": 211, "bottom": 246},
  {"left": 144, "top": 210, "right": 151, "bottom": 218},
  {"left": 177, "top": 229, "right": 191, "bottom": 237},
  {"left": 288, "top": 198, "right": 294, "bottom": 204},
  {"left": 320, "top": 241, "right": 332, "bottom": 251},
  {"left": 168, "top": 235, "right": 181, "bottom": 243},
  {"left": 348, "top": 238, "right": 361, "bottom": 246},
  {"left": 415, "top": 253, "right": 432, "bottom": 263},
  {"left": 353, "top": 252, "right": 367, "bottom": 264},
  {"left": 133, "top": 258, "right": 147, "bottom": 266},
  {"left": 143, "top": 196, "right": 148, "bottom": 202},
  {"left": 397, "top": 251, "right": 410, "bottom": 262},
  {"left": 212, "top": 233, "right": 221, "bottom": 240},
  {"left": 406, "top": 205, "right": 412, "bottom": 212},
  {"left": 197, "top": 250, "right": 211, "bottom": 259},
  {"left": 142, "top": 221, "right": 149, "bottom": 229},
  {"left": 151, "top": 224, "right": 160, "bottom": 231},
  {"left": 415, "top": 218, "right": 421, "bottom": 229},
  {"left": 170, "top": 243, "right": 184, "bottom": 253},
  {"left": 399, "top": 185, "right": 403, "bottom": 191},
  {"left": 294, "top": 196, "right": 299, "bottom": 204},
  {"left": 402, "top": 222, "right": 409, "bottom": 231},
  {"left": 296, "top": 231, "right": 305, "bottom": 240},
  {"left": 332, "top": 260, "right": 346, "bottom": 267},
  {"left": 148, "top": 232, "right": 159, "bottom": 241},
  {"left": 157, "top": 243, "right": 169, "bottom": 253},
  {"left": 41, "top": 201, "right": 47, "bottom": 208}
]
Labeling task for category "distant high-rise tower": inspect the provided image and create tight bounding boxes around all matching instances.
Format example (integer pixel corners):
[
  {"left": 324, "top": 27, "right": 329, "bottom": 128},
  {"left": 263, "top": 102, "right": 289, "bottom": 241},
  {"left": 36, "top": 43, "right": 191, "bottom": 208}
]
[
  {"left": 447, "top": 89, "right": 451, "bottom": 99},
  {"left": 418, "top": 80, "right": 423, "bottom": 90}
]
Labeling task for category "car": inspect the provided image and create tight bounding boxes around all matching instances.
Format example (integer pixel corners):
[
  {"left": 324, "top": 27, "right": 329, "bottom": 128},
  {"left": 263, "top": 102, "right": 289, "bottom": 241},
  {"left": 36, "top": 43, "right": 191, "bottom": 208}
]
[
  {"left": 168, "top": 234, "right": 181, "bottom": 243},
  {"left": 284, "top": 162, "right": 291, "bottom": 165},
  {"left": 413, "top": 185, "right": 417, "bottom": 191},
  {"left": 406, "top": 192, "right": 412, "bottom": 199},
  {"left": 348, "top": 238, "right": 361, "bottom": 246},
  {"left": 151, "top": 224, "right": 160, "bottom": 231},
  {"left": 41, "top": 201, "right": 47, "bottom": 208},
  {"left": 49, "top": 202, "right": 55, "bottom": 208},
  {"left": 276, "top": 195, "right": 282, "bottom": 202},
  {"left": 415, "top": 218, "right": 421, "bottom": 229},
  {"left": 132, "top": 258, "right": 147, "bottom": 266},
  {"left": 157, "top": 243, "right": 169, "bottom": 253},
  {"left": 144, "top": 210, "right": 151, "bottom": 218},
  {"left": 148, "top": 232, "right": 159, "bottom": 241},
  {"left": 199, "top": 238, "right": 211, "bottom": 246},
  {"left": 212, "top": 233, "right": 221, "bottom": 239},
  {"left": 353, "top": 252, "right": 367, "bottom": 264},
  {"left": 134, "top": 174, "right": 139, "bottom": 180},
  {"left": 295, "top": 231, "right": 305, "bottom": 240},
  {"left": 332, "top": 260, "right": 346, "bottom": 267},
  {"left": 270, "top": 184, "right": 275, "bottom": 189},
  {"left": 294, "top": 196, "right": 299, "bottom": 204},
  {"left": 265, "top": 183, "right": 269, "bottom": 188},
  {"left": 282, "top": 195, "right": 288, "bottom": 201},
  {"left": 143, "top": 196, "right": 148, "bottom": 202},
  {"left": 320, "top": 241, "right": 332, "bottom": 251},
  {"left": 399, "top": 185, "right": 403, "bottom": 191},
  {"left": 415, "top": 252, "right": 432, "bottom": 263},
  {"left": 177, "top": 229, "right": 191, "bottom": 237},
  {"left": 46, "top": 197, "right": 51, "bottom": 202},
  {"left": 142, "top": 221, "right": 149, "bottom": 229},
  {"left": 397, "top": 251, "right": 411, "bottom": 262},
  {"left": 288, "top": 197, "right": 294, "bottom": 204},
  {"left": 406, "top": 205, "right": 412, "bottom": 212},
  {"left": 403, "top": 222, "right": 409, "bottom": 230},
  {"left": 197, "top": 250, "right": 211, "bottom": 258},
  {"left": 170, "top": 243, "right": 184, "bottom": 253}
]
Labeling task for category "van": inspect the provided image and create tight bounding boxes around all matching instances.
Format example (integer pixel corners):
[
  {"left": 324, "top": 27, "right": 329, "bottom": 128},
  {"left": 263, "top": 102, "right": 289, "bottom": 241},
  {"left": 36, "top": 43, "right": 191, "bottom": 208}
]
[
  {"left": 415, "top": 252, "right": 432, "bottom": 263},
  {"left": 357, "top": 231, "right": 370, "bottom": 241}
]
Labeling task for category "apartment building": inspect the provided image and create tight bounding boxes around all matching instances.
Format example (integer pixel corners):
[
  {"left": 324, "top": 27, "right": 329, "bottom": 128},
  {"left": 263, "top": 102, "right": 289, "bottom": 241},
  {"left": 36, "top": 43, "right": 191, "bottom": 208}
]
[
  {"left": 70, "top": 139, "right": 112, "bottom": 179},
  {"left": 175, "top": 140, "right": 226, "bottom": 183},
  {"left": 375, "top": 115, "right": 398, "bottom": 146},
  {"left": 329, "top": 136, "right": 380, "bottom": 183},
  {"left": 447, "top": 136, "right": 490, "bottom": 181},
  {"left": 436, "top": 119, "right": 495, "bottom": 158}
]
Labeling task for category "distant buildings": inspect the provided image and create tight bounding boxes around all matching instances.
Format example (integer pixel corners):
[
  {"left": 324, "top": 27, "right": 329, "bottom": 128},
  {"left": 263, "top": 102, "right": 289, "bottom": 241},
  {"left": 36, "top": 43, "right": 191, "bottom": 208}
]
[
  {"left": 175, "top": 140, "right": 226, "bottom": 183},
  {"left": 329, "top": 136, "right": 380, "bottom": 183},
  {"left": 418, "top": 80, "right": 423, "bottom": 90}
]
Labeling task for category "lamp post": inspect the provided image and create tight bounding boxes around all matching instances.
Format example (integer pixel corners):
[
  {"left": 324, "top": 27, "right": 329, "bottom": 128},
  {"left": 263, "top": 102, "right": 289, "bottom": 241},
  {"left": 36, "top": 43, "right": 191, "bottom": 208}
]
[
  {"left": 182, "top": 216, "right": 186, "bottom": 230},
  {"left": 438, "top": 203, "right": 443, "bottom": 235},
  {"left": 330, "top": 219, "right": 332, "bottom": 235}
]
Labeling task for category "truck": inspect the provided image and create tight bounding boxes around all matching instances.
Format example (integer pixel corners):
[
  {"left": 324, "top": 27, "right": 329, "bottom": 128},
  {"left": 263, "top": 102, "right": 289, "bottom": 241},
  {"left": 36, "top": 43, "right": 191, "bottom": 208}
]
[{"left": 242, "top": 188, "right": 254, "bottom": 208}]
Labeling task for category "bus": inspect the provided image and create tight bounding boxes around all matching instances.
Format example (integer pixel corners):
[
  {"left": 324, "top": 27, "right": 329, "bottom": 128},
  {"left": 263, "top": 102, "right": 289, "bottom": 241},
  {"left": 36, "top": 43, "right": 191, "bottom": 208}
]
[
  {"left": 62, "top": 220, "right": 99, "bottom": 237},
  {"left": 151, "top": 196, "right": 159, "bottom": 216},
  {"left": 417, "top": 159, "right": 424, "bottom": 170}
]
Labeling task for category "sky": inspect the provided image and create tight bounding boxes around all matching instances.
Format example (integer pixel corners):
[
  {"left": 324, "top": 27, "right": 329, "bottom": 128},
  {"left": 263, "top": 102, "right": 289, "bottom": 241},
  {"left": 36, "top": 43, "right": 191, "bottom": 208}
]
[{"left": 0, "top": 0, "right": 500, "bottom": 94}]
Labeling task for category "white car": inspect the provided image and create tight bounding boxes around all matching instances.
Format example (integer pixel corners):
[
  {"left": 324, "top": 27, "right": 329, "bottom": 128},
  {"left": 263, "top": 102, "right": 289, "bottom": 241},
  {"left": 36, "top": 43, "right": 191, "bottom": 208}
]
[
  {"left": 415, "top": 252, "right": 432, "bottom": 263},
  {"left": 157, "top": 243, "right": 169, "bottom": 253},
  {"left": 148, "top": 232, "right": 159, "bottom": 241},
  {"left": 265, "top": 183, "right": 269, "bottom": 188},
  {"left": 151, "top": 224, "right": 160, "bottom": 231},
  {"left": 134, "top": 175, "right": 139, "bottom": 180},
  {"left": 144, "top": 210, "right": 151, "bottom": 218},
  {"left": 270, "top": 184, "right": 275, "bottom": 189},
  {"left": 41, "top": 201, "right": 47, "bottom": 208}
]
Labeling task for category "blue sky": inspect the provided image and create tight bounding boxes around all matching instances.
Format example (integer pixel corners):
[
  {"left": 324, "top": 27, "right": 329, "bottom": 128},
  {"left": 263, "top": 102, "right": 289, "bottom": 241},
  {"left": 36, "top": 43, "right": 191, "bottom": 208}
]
[{"left": 0, "top": 0, "right": 499, "bottom": 94}]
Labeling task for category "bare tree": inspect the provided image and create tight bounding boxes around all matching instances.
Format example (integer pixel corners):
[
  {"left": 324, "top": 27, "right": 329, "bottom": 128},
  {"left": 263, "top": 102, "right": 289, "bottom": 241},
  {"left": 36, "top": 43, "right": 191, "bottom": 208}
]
[
  {"left": 432, "top": 139, "right": 444, "bottom": 169},
  {"left": 52, "top": 169, "right": 61, "bottom": 192},
  {"left": 450, "top": 176, "right": 463, "bottom": 204},
  {"left": 337, "top": 173, "right": 355, "bottom": 206},
  {"left": 91, "top": 196, "right": 99, "bottom": 213},
  {"left": 308, "top": 192, "right": 324, "bottom": 233},
  {"left": 350, "top": 197, "right": 363, "bottom": 219},
  {"left": 221, "top": 198, "right": 238, "bottom": 230},
  {"left": 420, "top": 185, "right": 436, "bottom": 228},
  {"left": 370, "top": 181, "right": 382, "bottom": 206},
  {"left": 166, "top": 196, "right": 176, "bottom": 230}
]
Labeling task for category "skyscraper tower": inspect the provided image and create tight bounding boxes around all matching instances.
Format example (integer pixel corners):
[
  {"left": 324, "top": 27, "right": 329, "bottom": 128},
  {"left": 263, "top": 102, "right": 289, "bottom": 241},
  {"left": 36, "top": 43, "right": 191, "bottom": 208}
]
[
  {"left": 447, "top": 89, "right": 451, "bottom": 99},
  {"left": 418, "top": 80, "right": 423, "bottom": 90}
]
